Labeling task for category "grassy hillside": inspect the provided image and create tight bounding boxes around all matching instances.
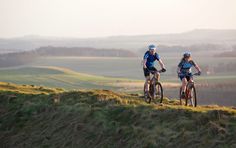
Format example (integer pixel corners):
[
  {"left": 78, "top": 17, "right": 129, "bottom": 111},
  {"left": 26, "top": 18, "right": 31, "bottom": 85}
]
[
  {"left": 0, "top": 82, "right": 236, "bottom": 147},
  {"left": 0, "top": 82, "right": 63, "bottom": 94}
]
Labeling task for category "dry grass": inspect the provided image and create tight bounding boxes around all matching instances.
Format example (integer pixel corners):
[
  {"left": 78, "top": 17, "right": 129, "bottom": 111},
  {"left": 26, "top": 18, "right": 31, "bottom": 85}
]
[{"left": 0, "top": 82, "right": 63, "bottom": 94}]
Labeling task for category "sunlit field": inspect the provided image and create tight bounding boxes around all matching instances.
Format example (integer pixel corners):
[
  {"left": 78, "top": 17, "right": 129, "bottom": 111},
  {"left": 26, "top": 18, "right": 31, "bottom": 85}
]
[
  {"left": 0, "top": 55, "right": 235, "bottom": 106},
  {"left": 27, "top": 56, "right": 236, "bottom": 79}
]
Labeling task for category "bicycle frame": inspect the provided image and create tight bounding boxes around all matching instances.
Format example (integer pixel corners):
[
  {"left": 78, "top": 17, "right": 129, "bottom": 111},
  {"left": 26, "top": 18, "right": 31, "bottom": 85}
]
[
  {"left": 179, "top": 73, "right": 199, "bottom": 107},
  {"left": 144, "top": 68, "right": 164, "bottom": 103},
  {"left": 185, "top": 81, "right": 194, "bottom": 105},
  {"left": 149, "top": 71, "right": 160, "bottom": 84}
]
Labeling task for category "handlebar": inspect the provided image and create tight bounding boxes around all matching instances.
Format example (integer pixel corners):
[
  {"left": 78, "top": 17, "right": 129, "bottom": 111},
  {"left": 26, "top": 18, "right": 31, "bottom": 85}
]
[
  {"left": 178, "top": 72, "right": 201, "bottom": 77},
  {"left": 145, "top": 67, "right": 166, "bottom": 74},
  {"left": 193, "top": 72, "right": 201, "bottom": 76}
]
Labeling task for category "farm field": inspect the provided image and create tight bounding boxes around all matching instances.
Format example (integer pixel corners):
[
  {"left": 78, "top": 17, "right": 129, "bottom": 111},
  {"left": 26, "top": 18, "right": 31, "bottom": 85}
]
[
  {"left": 26, "top": 56, "right": 236, "bottom": 79},
  {"left": 0, "top": 66, "right": 134, "bottom": 90}
]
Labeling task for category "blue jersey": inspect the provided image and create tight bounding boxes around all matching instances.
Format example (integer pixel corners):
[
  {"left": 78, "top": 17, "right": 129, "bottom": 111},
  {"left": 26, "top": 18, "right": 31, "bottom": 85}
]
[
  {"left": 143, "top": 51, "right": 160, "bottom": 68},
  {"left": 178, "top": 60, "right": 196, "bottom": 74}
]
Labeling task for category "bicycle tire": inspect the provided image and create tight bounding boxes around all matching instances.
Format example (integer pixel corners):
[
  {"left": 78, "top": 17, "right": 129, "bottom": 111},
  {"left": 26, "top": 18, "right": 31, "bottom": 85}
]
[
  {"left": 149, "top": 82, "right": 163, "bottom": 103},
  {"left": 179, "top": 87, "right": 184, "bottom": 105},
  {"left": 185, "top": 84, "right": 197, "bottom": 107},
  {"left": 192, "top": 85, "right": 197, "bottom": 107},
  {"left": 143, "top": 84, "right": 151, "bottom": 103}
]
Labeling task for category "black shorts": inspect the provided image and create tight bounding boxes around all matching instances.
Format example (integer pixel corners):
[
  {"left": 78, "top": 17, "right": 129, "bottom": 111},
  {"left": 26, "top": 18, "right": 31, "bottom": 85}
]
[
  {"left": 143, "top": 67, "right": 157, "bottom": 77},
  {"left": 179, "top": 73, "right": 193, "bottom": 81}
]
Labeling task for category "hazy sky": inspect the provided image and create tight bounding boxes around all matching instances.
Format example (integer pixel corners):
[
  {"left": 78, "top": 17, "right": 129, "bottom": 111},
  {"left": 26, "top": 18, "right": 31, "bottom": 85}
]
[{"left": 0, "top": 0, "right": 236, "bottom": 38}]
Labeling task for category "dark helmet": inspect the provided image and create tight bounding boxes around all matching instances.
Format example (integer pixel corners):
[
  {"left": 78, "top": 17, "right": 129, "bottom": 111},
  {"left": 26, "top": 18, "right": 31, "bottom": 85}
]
[
  {"left": 183, "top": 52, "right": 191, "bottom": 58},
  {"left": 148, "top": 44, "right": 156, "bottom": 50}
]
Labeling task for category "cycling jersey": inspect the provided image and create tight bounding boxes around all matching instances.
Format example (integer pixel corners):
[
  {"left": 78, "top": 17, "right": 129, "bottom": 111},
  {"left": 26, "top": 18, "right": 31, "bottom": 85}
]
[
  {"left": 143, "top": 51, "right": 160, "bottom": 68},
  {"left": 178, "top": 60, "right": 196, "bottom": 74}
]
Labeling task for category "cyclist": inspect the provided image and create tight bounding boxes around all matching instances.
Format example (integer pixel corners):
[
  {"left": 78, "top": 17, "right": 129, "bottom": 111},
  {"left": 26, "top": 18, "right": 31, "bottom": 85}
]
[
  {"left": 143, "top": 44, "right": 166, "bottom": 97},
  {"left": 177, "top": 52, "right": 201, "bottom": 98}
]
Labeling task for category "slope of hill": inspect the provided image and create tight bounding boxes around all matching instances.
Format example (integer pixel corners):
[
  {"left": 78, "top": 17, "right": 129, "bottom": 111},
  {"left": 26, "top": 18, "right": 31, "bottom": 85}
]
[
  {"left": 0, "top": 82, "right": 63, "bottom": 94},
  {"left": 0, "top": 82, "right": 236, "bottom": 147},
  {"left": 0, "top": 66, "right": 135, "bottom": 90}
]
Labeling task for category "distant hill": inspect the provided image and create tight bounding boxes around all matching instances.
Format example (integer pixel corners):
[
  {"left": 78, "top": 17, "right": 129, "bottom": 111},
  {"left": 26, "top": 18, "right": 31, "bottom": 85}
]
[
  {"left": 138, "top": 43, "right": 231, "bottom": 55},
  {"left": 36, "top": 46, "right": 137, "bottom": 57},
  {"left": 0, "top": 29, "right": 236, "bottom": 51},
  {"left": 0, "top": 46, "right": 136, "bottom": 67},
  {"left": 0, "top": 51, "right": 38, "bottom": 67},
  {"left": 215, "top": 45, "right": 236, "bottom": 57},
  {"left": 0, "top": 82, "right": 236, "bottom": 147}
]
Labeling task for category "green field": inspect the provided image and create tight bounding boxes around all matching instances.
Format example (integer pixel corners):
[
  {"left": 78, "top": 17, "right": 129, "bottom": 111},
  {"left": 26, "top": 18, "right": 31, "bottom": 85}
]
[{"left": 0, "top": 66, "right": 137, "bottom": 90}]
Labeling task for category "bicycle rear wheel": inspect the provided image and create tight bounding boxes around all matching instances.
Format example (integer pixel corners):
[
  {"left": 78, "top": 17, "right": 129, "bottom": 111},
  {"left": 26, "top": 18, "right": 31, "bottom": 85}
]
[
  {"left": 150, "top": 82, "right": 163, "bottom": 103},
  {"left": 185, "top": 85, "right": 197, "bottom": 107}
]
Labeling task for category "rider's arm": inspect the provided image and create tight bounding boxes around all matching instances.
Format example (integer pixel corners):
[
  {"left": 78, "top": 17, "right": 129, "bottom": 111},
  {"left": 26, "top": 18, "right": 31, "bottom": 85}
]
[
  {"left": 158, "top": 59, "right": 165, "bottom": 69},
  {"left": 195, "top": 64, "right": 201, "bottom": 72},
  {"left": 177, "top": 67, "right": 181, "bottom": 74},
  {"left": 177, "top": 61, "right": 182, "bottom": 76},
  {"left": 143, "top": 59, "right": 147, "bottom": 69},
  {"left": 192, "top": 60, "right": 201, "bottom": 73},
  {"left": 143, "top": 52, "right": 149, "bottom": 69}
]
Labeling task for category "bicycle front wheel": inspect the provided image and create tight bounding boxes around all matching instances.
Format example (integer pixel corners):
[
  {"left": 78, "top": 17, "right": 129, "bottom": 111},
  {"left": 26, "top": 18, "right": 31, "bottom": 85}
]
[
  {"left": 185, "top": 85, "right": 197, "bottom": 107},
  {"left": 150, "top": 82, "right": 163, "bottom": 103},
  {"left": 143, "top": 84, "right": 151, "bottom": 103},
  {"left": 179, "top": 87, "right": 184, "bottom": 105}
]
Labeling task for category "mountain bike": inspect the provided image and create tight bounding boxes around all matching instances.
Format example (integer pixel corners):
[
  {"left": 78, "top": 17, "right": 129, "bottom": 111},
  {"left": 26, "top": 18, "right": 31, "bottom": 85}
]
[
  {"left": 179, "top": 73, "right": 200, "bottom": 107},
  {"left": 143, "top": 68, "right": 165, "bottom": 104}
]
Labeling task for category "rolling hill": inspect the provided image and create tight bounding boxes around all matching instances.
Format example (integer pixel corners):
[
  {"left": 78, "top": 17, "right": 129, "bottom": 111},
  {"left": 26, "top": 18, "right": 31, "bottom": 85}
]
[
  {"left": 0, "top": 66, "right": 137, "bottom": 90},
  {"left": 0, "top": 46, "right": 137, "bottom": 68},
  {"left": 0, "top": 65, "right": 236, "bottom": 106},
  {"left": 36, "top": 46, "right": 137, "bottom": 57},
  {"left": 0, "top": 29, "right": 236, "bottom": 51},
  {"left": 0, "top": 82, "right": 236, "bottom": 147}
]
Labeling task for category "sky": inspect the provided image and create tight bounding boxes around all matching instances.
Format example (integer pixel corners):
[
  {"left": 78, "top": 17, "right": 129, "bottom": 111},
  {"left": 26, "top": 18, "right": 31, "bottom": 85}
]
[{"left": 0, "top": 0, "right": 236, "bottom": 38}]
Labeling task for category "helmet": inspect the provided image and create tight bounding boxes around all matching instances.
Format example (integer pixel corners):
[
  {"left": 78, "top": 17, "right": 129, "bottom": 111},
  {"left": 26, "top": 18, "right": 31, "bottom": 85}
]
[
  {"left": 183, "top": 52, "right": 191, "bottom": 58},
  {"left": 148, "top": 44, "right": 156, "bottom": 50}
]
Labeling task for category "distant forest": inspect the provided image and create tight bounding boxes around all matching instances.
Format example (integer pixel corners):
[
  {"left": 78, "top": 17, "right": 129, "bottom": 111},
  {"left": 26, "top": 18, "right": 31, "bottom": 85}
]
[
  {"left": 0, "top": 46, "right": 137, "bottom": 67},
  {"left": 0, "top": 44, "right": 235, "bottom": 68},
  {"left": 36, "top": 46, "right": 136, "bottom": 57},
  {"left": 0, "top": 51, "right": 37, "bottom": 67}
]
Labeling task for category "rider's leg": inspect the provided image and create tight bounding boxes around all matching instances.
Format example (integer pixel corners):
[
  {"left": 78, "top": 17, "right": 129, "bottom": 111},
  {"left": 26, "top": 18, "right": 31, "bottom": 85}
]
[
  {"left": 189, "top": 77, "right": 194, "bottom": 83},
  {"left": 143, "top": 68, "right": 150, "bottom": 93},
  {"left": 144, "top": 76, "right": 150, "bottom": 92},
  {"left": 181, "top": 78, "right": 187, "bottom": 98},
  {"left": 188, "top": 76, "right": 194, "bottom": 89},
  {"left": 155, "top": 72, "right": 160, "bottom": 82},
  {"left": 181, "top": 77, "right": 187, "bottom": 93}
]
